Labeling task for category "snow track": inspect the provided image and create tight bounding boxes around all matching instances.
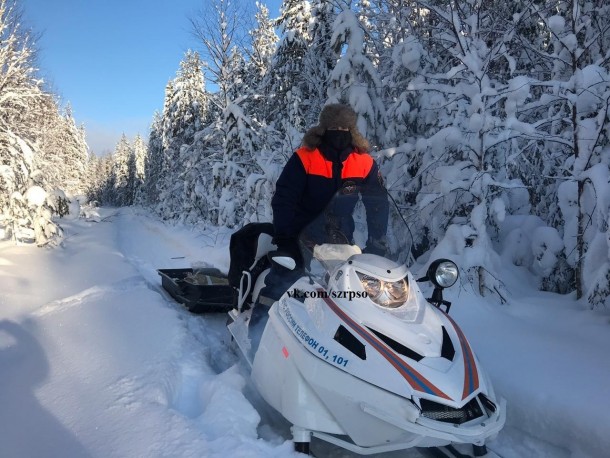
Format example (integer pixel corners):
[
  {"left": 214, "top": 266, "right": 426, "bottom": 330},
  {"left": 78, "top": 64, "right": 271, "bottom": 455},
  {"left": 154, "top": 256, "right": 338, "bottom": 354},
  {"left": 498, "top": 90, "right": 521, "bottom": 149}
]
[
  {"left": 3, "top": 207, "right": 608, "bottom": 457},
  {"left": 1, "top": 208, "right": 299, "bottom": 457},
  {"left": 113, "top": 208, "right": 431, "bottom": 457},
  {"left": 111, "top": 208, "right": 307, "bottom": 456}
]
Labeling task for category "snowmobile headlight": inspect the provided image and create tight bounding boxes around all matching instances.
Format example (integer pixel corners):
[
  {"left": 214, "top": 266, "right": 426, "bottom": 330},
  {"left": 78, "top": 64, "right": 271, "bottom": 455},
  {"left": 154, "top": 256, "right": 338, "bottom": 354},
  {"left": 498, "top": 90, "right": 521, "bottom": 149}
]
[
  {"left": 358, "top": 273, "right": 381, "bottom": 299},
  {"left": 357, "top": 273, "right": 409, "bottom": 308},
  {"left": 428, "top": 259, "right": 459, "bottom": 288}
]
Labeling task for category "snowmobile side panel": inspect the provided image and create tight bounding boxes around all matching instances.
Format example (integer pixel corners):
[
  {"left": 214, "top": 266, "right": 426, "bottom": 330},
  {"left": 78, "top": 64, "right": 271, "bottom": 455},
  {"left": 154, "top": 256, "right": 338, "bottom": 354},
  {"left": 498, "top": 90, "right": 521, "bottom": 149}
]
[{"left": 252, "top": 305, "right": 346, "bottom": 435}]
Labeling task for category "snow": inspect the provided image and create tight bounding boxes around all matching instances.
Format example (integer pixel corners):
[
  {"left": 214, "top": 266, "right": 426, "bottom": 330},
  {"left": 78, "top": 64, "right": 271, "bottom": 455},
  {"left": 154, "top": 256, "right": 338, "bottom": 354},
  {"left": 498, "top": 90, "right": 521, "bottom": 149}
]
[
  {"left": 548, "top": 15, "right": 565, "bottom": 34},
  {"left": 1, "top": 208, "right": 610, "bottom": 457},
  {"left": 557, "top": 180, "right": 579, "bottom": 267},
  {"left": 530, "top": 226, "right": 564, "bottom": 277},
  {"left": 24, "top": 185, "right": 47, "bottom": 207},
  {"left": 392, "top": 39, "right": 422, "bottom": 73},
  {"left": 576, "top": 65, "right": 610, "bottom": 114}
]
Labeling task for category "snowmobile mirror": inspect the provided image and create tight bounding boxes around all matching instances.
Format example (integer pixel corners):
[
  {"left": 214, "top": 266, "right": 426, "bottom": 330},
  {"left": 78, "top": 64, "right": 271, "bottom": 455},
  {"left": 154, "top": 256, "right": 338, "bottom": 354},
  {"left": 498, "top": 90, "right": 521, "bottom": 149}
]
[{"left": 271, "top": 255, "right": 297, "bottom": 271}]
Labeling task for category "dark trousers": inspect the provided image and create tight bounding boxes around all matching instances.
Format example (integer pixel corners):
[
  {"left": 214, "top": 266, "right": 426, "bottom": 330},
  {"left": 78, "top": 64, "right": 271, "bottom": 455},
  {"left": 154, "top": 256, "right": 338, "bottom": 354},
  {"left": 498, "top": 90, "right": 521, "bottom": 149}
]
[
  {"left": 259, "top": 264, "right": 304, "bottom": 301},
  {"left": 250, "top": 264, "right": 303, "bottom": 334}
]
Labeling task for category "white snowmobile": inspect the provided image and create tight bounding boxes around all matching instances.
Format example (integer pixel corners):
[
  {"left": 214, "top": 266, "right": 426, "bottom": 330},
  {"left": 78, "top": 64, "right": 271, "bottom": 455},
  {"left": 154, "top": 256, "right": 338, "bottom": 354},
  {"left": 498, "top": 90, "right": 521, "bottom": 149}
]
[{"left": 227, "top": 187, "right": 506, "bottom": 457}]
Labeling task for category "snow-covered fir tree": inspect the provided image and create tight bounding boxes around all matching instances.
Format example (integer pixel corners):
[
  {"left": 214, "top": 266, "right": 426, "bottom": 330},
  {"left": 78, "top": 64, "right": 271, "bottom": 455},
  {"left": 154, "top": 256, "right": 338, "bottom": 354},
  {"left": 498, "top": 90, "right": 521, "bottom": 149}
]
[
  {"left": 86, "top": 153, "right": 114, "bottom": 206},
  {"left": 132, "top": 134, "right": 147, "bottom": 204},
  {"left": 373, "top": 1, "right": 423, "bottom": 146},
  {"left": 328, "top": 8, "right": 386, "bottom": 147},
  {"left": 36, "top": 102, "right": 89, "bottom": 197},
  {"left": 246, "top": 2, "right": 279, "bottom": 99},
  {"left": 155, "top": 80, "right": 179, "bottom": 217},
  {"left": 376, "top": 7, "right": 429, "bottom": 259},
  {"left": 111, "top": 134, "right": 136, "bottom": 207},
  {"left": 301, "top": 0, "right": 338, "bottom": 127},
  {"left": 171, "top": 50, "right": 210, "bottom": 146},
  {"left": 156, "top": 53, "right": 211, "bottom": 221},
  {"left": 161, "top": 80, "right": 177, "bottom": 151},
  {"left": 128, "top": 0, "right": 610, "bottom": 310},
  {"left": 264, "top": 0, "right": 312, "bottom": 154},
  {"left": 142, "top": 111, "right": 163, "bottom": 207},
  {"left": 0, "top": 0, "right": 63, "bottom": 245},
  {"left": 237, "top": 3, "right": 283, "bottom": 224}
]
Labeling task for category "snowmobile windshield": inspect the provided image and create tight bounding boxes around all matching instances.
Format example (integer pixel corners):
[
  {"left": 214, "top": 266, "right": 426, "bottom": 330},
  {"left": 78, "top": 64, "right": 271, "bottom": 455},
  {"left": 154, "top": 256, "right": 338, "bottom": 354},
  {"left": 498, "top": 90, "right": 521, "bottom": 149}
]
[{"left": 298, "top": 185, "right": 414, "bottom": 282}]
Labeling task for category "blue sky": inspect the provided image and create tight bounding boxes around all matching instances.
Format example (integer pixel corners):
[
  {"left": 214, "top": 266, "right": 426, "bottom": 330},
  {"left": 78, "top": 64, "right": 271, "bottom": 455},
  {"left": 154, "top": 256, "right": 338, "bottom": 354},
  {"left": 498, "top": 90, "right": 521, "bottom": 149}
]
[{"left": 23, "top": 0, "right": 282, "bottom": 155}]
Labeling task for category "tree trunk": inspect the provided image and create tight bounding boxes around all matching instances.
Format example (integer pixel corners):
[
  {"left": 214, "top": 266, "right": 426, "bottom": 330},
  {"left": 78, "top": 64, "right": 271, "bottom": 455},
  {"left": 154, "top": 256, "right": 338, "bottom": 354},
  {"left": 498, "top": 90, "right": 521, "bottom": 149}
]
[
  {"left": 576, "top": 178, "right": 585, "bottom": 299},
  {"left": 478, "top": 265, "right": 485, "bottom": 297}
]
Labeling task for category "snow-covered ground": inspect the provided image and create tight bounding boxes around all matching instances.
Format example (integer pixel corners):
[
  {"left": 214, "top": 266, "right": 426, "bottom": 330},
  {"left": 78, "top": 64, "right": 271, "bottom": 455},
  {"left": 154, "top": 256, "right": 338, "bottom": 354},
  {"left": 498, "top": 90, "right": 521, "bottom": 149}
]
[{"left": 1, "top": 208, "right": 608, "bottom": 458}]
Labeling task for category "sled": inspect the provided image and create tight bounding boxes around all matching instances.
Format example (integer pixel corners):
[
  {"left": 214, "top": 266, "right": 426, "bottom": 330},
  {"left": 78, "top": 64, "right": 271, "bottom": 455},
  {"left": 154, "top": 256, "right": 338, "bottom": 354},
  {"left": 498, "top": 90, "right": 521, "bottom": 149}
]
[{"left": 157, "top": 268, "right": 235, "bottom": 313}]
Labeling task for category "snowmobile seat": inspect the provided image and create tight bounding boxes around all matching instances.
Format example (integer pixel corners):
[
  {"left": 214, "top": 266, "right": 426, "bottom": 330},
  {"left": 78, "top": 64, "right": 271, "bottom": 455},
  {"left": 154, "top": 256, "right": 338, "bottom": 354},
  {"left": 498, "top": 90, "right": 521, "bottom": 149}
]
[{"left": 228, "top": 222, "right": 275, "bottom": 310}]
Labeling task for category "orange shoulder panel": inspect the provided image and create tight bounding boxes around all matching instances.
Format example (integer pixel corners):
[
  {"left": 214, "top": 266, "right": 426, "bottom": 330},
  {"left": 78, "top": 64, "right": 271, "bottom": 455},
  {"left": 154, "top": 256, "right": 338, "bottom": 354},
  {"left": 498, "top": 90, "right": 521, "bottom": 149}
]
[
  {"left": 296, "top": 147, "right": 332, "bottom": 178},
  {"left": 295, "top": 148, "right": 373, "bottom": 179},
  {"left": 342, "top": 153, "right": 374, "bottom": 179}
]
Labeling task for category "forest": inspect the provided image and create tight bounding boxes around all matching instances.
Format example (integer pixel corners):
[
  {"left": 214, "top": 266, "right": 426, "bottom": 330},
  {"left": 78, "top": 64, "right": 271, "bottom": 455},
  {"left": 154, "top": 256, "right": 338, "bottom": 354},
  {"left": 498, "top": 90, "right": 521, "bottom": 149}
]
[{"left": 1, "top": 0, "right": 609, "bottom": 309}]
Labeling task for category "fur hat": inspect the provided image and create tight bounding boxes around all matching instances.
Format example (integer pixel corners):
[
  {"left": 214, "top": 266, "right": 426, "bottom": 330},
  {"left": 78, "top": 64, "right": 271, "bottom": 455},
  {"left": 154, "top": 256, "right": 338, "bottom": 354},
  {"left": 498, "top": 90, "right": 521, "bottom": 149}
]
[{"left": 302, "top": 103, "right": 369, "bottom": 151}]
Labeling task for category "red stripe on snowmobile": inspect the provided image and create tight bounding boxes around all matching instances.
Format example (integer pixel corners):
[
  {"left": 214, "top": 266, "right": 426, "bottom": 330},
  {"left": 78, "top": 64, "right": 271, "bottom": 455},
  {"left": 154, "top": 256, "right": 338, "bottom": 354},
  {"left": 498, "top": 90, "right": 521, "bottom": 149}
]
[
  {"left": 444, "top": 313, "right": 480, "bottom": 400},
  {"left": 321, "top": 294, "right": 452, "bottom": 401}
]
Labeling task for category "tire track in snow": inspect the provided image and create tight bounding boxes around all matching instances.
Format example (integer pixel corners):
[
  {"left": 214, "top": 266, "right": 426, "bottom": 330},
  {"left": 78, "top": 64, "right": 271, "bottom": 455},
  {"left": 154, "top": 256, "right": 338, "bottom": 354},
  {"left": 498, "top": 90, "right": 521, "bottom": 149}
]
[
  {"left": 109, "top": 209, "right": 430, "bottom": 457},
  {"left": 32, "top": 276, "right": 148, "bottom": 317},
  {"left": 111, "top": 208, "right": 248, "bottom": 432}
]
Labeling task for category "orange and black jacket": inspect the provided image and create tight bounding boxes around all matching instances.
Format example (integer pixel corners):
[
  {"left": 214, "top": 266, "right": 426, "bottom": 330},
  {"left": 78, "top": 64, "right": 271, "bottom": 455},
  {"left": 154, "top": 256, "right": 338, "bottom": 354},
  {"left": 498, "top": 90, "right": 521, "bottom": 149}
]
[{"left": 271, "top": 145, "right": 386, "bottom": 240}]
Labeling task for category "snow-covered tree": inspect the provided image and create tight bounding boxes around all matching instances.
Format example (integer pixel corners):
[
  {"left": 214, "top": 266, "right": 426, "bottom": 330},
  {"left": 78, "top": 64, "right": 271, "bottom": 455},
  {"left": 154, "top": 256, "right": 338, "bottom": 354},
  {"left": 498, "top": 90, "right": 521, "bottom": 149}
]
[
  {"left": 301, "top": 0, "right": 338, "bottom": 127},
  {"left": 264, "top": 0, "right": 311, "bottom": 154},
  {"left": 36, "top": 102, "right": 89, "bottom": 197},
  {"left": 132, "top": 134, "right": 147, "bottom": 204},
  {"left": 161, "top": 80, "right": 176, "bottom": 151},
  {"left": 191, "top": 0, "right": 249, "bottom": 112},
  {"left": 246, "top": 2, "right": 278, "bottom": 95},
  {"left": 86, "top": 152, "right": 114, "bottom": 206},
  {"left": 0, "top": 0, "right": 63, "bottom": 245},
  {"left": 23, "top": 185, "right": 62, "bottom": 246},
  {"left": 111, "top": 134, "right": 136, "bottom": 206},
  {"left": 141, "top": 111, "right": 163, "bottom": 206},
  {"left": 328, "top": 8, "right": 386, "bottom": 147},
  {"left": 155, "top": 81, "right": 181, "bottom": 218},
  {"left": 189, "top": 0, "right": 257, "bottom": 227},
  {"left": 387, "top": 1, "right": 539, "bottom": 301},
  {"left": 517, "top": 1, "right": 610, "bottom": 305},
  {"left": 170, "top": 50, "right": 210, "bottom": 146},
  {"left": 156, "top": 50, "right": 211, "bottom": 220}
]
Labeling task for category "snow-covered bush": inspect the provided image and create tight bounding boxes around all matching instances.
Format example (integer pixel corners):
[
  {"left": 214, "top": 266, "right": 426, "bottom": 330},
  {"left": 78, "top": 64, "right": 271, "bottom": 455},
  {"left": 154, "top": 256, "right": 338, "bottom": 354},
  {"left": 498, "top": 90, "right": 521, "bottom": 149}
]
[
  {"left": 23, "top": 186, "right": 62, "bottom": 246},
  {"left": 80, "top": 203, "right": 101, "bottom": 223},
  {"left": 51, "top": 189, "right": 71, "bottom": 218},
  {"left": 499, "top": 215, "right": 564, "bottom": 286},
  {"left": 51, "top": 190, "right": 81, "bottom": 221}
]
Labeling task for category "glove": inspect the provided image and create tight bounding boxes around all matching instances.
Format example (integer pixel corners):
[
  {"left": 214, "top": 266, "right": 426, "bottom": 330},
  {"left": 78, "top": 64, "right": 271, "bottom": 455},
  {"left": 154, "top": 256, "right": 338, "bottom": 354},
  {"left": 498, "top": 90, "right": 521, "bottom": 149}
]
[
  {"left": 270, "top": 236, "right": 303, "bottom": 269},
  {"left": 364, "top": 236, "right": 387, "bottom": 256}
]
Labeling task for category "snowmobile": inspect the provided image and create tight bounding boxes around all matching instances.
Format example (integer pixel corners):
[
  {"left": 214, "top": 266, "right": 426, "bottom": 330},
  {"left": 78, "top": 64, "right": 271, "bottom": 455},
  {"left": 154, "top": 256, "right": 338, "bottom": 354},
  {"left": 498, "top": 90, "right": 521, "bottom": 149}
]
[{"left": 227, "top": 186, "right": 506, "bottom": 457}]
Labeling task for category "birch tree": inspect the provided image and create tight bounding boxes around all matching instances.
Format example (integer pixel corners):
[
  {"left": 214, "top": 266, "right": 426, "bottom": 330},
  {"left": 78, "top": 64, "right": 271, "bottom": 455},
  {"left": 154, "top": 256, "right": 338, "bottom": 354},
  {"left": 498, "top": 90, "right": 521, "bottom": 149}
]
[{"left": 520, "top": 1, "right": 610, "bottom": 305}]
